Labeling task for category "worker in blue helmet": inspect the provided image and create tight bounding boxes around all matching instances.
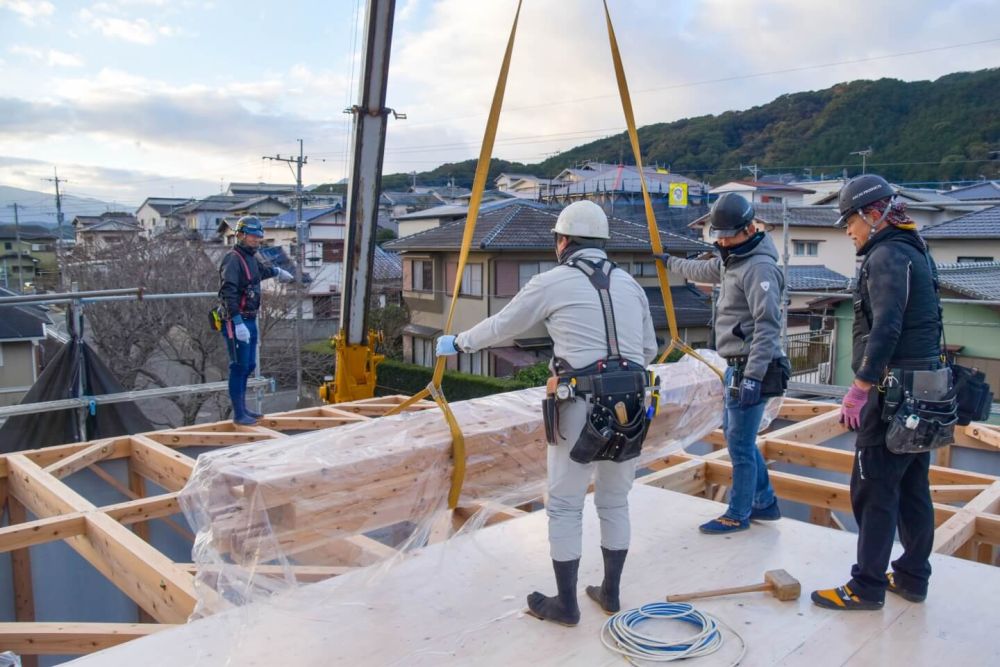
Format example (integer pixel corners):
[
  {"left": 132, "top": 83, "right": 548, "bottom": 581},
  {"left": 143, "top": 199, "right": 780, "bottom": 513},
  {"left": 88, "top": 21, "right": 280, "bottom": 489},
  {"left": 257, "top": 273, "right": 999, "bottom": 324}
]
[{"left": 217, "top": 216, "right": 294, "bottom": 424}]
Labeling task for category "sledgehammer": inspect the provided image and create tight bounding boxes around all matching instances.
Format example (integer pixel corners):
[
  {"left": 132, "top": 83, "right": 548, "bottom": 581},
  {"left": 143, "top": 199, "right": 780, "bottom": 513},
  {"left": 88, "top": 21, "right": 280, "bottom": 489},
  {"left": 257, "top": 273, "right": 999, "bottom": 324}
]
[{"left": 666, "top": 569, "right": 800, "bottom": 603}]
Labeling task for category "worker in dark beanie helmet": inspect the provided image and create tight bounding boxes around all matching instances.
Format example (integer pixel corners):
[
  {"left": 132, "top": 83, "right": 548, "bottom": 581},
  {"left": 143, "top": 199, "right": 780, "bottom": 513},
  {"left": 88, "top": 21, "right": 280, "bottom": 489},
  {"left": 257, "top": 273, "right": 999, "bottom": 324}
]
[
  {"left": 655, "top": 192, "right": 790, "bottom": 534},
  {"left": 217, "top": 216, "right": 294, "bottom": 425},
  {"left": 812, "top": 174, "right": 943, "bottom": 611}
]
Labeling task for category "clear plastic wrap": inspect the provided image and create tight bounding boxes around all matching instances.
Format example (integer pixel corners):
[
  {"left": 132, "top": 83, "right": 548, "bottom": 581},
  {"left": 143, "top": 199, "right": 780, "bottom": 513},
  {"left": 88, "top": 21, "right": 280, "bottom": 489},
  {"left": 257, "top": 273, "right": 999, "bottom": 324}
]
[{"left": 180, "top": 351, "right": 730, "bottom": 618}]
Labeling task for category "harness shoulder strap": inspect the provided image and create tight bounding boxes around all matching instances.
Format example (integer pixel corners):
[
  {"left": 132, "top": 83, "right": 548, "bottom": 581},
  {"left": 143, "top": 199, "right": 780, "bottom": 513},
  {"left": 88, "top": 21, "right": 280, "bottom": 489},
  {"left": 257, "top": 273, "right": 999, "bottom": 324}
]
[
  {"left": 230, "top": 249, "right": 253, "bottom": 313},
  {"left": 566, "top": 257, "right": 621, "bottom": 360}
]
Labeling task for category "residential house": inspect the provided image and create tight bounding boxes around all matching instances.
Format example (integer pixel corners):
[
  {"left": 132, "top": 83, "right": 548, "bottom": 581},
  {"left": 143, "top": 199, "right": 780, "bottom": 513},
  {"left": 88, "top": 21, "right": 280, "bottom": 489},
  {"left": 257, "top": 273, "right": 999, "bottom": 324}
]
[
  {"left": 173, "top": 195, "right": 288, "bottom": 241},
  {"left": 811, "top": 185, "right": 988, "bottom": 230},
  {"left": 821, "top": 261, "right": 1000, "bottom": 390},
  {"left": 226, "top": 182, "right": 297, "bottom": 202},
  {"left": 72, "top": 212, "right": 142, "bottom": 248},
  {"left": 709, "top": 181, "right": 815, "bottom": 206},
  {"left": 0, "top": 224, "right": 47, "bottom": 290},
  {"left": 134, "top": 197, "right": 193, "bottom": 237},
  {"left": 945, "top": 181, "right": 1000, "bottom": 202},
  {"left": 218, "top": 204, "right": 340, "bottom": 262},
  {"left": 386, "top": 202, "right": 713, "bottom": 376},
  {"left": 379, "top": 191, "right": 446, "bottom": 219},
  {"left": 395, "top": 198, "right": 527, "bottom": 239},
  {"left": 427, "top": 184, "right": 471, "bottom": 203},
  {"left": 921, "top": 205, "right": 1000, "bottom": 264},
  {"left": 0, "top": 287, "right": 50, "bottom": 406},
  {"left": 305, "top": 246, "right": 402, "bottom": 321},
  {"left": 495, "top": 173, "right": 557, "bottom": 199},
  {"left": 548, "top": 163, "right": 705, "bottom": 205}
]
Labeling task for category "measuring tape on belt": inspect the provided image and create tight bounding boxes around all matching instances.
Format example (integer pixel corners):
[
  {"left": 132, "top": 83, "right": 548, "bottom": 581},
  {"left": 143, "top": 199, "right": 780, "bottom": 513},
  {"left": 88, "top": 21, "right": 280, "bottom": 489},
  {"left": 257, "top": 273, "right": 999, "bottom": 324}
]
[{"left": 387, "top": 0, "right": 721, "bottom": 510}]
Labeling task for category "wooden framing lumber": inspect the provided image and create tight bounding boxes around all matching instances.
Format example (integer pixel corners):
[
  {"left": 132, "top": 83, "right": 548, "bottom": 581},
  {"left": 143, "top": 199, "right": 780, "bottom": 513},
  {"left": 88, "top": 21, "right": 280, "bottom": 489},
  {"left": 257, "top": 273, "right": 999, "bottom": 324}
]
[
  {"left": 966, "top": 423, "right": 1000, "bottom": 450},
  {"left": 0, "top": 513, "right": 87, "bottom": 553},
  {"left": 934, "top": 481, "right": 1000, "bottom": 555},
  {"left": 143, "top": 432, "right": 277, "bottom": 447},
  {"left": 5, "top": 455, "right": 196, "bottom": 623},
  {"left": 129, "top": 436, "right": 196, "bottom": 492},
  {"left": 0, "top": 622, "right": 174, "bottom": 655},
  {"left": 43, "top": 440, "right": 118, "bottom": 479},
  {"left": 763, "top": 409, "right": 845, "bottom": 444},
  {"left": 636, "top": 459, "right": 707, "bottom": 495}
]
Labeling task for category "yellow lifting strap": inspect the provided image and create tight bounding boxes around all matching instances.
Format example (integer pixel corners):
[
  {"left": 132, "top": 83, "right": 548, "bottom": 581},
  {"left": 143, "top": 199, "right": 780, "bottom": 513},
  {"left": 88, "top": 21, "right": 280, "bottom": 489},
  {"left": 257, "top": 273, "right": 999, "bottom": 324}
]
[
  {"left": 384, "top": 0, "right": 524, "bottom": 509},
  {"left": 387, "top": 1, "right": 721, "bottom": 510},
  {"left": 602, "top": 0, "right": 724, "bottom": 382}
]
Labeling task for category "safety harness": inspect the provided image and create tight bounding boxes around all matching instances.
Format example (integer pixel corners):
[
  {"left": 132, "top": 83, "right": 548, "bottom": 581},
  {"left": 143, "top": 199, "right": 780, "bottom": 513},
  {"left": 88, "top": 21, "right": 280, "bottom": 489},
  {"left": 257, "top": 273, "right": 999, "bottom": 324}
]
[{"left": 544, "top": 257, "right": 657, "bottom": 464}]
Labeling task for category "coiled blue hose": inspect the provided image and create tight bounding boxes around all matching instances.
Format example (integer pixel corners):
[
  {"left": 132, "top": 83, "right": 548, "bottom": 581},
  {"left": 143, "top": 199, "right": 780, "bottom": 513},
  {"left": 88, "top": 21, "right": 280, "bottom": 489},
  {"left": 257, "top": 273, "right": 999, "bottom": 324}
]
[{"left": 600, "top": 602, "right": 746, "bottom": 664}]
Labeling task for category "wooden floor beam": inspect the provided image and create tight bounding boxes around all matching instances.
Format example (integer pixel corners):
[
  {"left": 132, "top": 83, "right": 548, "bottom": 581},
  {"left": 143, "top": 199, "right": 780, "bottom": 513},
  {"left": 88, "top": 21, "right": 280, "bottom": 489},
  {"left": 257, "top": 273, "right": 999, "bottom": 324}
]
[{"left": 0, "top": 622, "right": 174, "bottom": 655}]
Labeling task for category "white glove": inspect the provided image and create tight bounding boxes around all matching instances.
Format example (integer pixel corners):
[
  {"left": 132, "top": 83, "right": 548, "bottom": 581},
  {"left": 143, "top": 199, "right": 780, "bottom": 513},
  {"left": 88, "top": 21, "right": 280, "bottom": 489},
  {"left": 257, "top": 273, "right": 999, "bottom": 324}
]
[
  {"left": 277, "top": 268, "right": 294, "bottom": 283},
  {"left": 234, "top": 322, "right": 251, "bottom": 344}
]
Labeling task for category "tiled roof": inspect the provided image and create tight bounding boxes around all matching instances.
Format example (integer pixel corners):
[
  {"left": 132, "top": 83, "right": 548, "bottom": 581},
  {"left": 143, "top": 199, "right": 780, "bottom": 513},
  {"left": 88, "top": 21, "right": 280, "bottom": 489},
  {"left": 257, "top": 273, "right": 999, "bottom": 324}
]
[
  {"left": 644, "top": 285, "right": 712, "bottom": 329},
  {"left": 785, "top": 265, "right": 850, "bottom": 291},
  {"left": 710, "top": 180, "right": 815, "bottom": 194},
  {"left": 921, "top": 205, "right": 1000, "bottom": 239},
  {"left": 385, "top": 202, "right": 712, "bottom": 254},
  {"left": 550, "top": 165, "right": 703, "bottom": 197},
  {"left": 945, "top": 181, "right": 1000, "bottom": 201},
  {"left": 171, "top": 195, "right": 248, "bottom": 215},
  {"left": 690, "top": 203, "right": 840, "bottom": 228},
  {"left": 226, "top": 196, "right": 289, "bottom": 212},
  {"left": 228, "top": 182, "right": 297, "bottom": 195},
  {"left": 372, "top": 246, "right": 402, "bottom": 282},
  {"left": 0, "top": 287, "right": 50, "bottom": 339},
  {"left": 78, "top": 219, "right": 141, "bottom": 233},
  {"left": 380, "top": 192, "right": 445, "bottom": 208},
  {"left": 266, "top": 206, "right": 343, "bottom": 228},
  {"left": 936, "top": 261, "right": 1000, "bottom": 301},
  {"left": 138, "top": 197, "right": 192, "bottom": 215},
  {"left": 394, "top": 197, "right": 528, "bottom": 221}
]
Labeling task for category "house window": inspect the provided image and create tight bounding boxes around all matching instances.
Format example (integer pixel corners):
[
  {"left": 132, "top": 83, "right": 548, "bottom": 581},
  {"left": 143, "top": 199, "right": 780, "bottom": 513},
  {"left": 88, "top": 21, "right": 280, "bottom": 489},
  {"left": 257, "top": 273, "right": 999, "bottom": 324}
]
[
  {"left": 518, "top": 261, "right": 557, "bottom": 289},
  {"left": 958, "top": 256, "right": 993, "bottom": 263},
  {"left": 412, "top": 260, "right": 433, "bottom": 292},
  {"left": 632, "top": 261, "right": 657, "bottom": 277},
  {"left": 412, "top": 337, "right": 434, "bottom": 367},
  {"left": 460, "top": 264, "right": 483, "bottom": 297},
  {"left": 3, "top": 242, "right": 10, "bottom": 250},
  {"left": 458, "top": 350, "right": 484, "bottom": 375},
  {"left": 793, "top": 241, "right": 819, "bottom": 257}
]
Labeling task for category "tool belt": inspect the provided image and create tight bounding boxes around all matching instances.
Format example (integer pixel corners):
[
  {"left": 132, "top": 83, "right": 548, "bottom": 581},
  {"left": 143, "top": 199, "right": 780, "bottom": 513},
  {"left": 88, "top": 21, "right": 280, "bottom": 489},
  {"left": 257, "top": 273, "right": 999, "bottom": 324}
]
[
  {"left": 724, "top": 356, "right": 791, "bottom": 400},
  {"left": 540, "top": 256, "right": 658, "bottom": 464},
  {"left": 880, "top": 361, "right": 957, "bottom": 454}
]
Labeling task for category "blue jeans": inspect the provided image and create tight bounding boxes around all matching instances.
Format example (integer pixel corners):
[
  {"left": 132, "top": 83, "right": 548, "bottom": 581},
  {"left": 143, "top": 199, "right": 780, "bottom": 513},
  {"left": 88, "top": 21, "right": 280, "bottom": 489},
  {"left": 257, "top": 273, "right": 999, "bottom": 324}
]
[
  {"left": 222, "top": 318, "right": 258, "bottom": 420},
  {"left": 722, "top": 367, "right": 776, "bottom": 521}
]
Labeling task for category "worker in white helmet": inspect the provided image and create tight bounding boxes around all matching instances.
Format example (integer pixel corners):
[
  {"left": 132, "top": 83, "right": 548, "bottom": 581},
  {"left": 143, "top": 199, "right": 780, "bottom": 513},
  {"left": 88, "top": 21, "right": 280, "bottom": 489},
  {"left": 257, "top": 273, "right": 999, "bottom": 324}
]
[{"left": 437, "top": 200, "right": 658, "bottom": 626}]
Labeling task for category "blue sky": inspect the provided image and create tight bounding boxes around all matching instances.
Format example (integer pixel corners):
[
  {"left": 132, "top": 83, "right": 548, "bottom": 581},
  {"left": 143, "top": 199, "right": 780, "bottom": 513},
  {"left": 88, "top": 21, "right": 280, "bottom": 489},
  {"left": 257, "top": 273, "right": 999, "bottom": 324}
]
[{"left": 1, "top": 0, "right": 998, "bottom": 207}]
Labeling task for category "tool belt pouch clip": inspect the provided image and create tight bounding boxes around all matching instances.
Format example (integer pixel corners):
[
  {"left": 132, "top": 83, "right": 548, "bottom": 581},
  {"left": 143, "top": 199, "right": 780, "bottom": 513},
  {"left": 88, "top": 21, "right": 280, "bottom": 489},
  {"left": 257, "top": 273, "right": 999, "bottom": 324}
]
[
  {"left": 951, "top": 363, "right": 993, "bottom": 425},
  {"left": 542, "top": 396, "right": 557, "bottom": 445},
  {"left": 760, "top": 357, "right": 791, "bottom": 397},
  {"left": 884, "top": 367, "right": 958, "bottom": 454},
  {"left": 569, "top": 368, "right": 649, "bottom": 464}
]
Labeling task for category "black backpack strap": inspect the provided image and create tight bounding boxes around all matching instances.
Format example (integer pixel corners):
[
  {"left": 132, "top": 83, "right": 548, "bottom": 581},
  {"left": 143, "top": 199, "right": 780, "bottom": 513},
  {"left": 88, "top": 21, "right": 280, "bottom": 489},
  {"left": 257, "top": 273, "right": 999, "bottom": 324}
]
[{"left": 566, "top": 258, "right": 621, "bottom": 360}]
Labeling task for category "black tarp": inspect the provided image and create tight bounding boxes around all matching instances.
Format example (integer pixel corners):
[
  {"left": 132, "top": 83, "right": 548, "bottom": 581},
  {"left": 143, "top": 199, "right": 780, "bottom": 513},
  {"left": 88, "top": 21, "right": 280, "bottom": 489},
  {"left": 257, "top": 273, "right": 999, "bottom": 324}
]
[{"left": 0, "top": 339, "right": 152, "bottom": 452}]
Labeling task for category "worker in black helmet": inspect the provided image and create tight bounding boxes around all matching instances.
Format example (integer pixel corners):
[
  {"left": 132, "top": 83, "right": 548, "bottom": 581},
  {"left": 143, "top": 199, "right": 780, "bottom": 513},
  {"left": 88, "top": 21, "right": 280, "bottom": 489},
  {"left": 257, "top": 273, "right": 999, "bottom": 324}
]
[
  {"left": 813, "top": 174, "right": 944, "bottom": 611},
  {"left": 218, "top": 216, "right": 294, "bottom": 425},
  {"left": 656, "top": 192, "right": 790, "bottom": 534}
]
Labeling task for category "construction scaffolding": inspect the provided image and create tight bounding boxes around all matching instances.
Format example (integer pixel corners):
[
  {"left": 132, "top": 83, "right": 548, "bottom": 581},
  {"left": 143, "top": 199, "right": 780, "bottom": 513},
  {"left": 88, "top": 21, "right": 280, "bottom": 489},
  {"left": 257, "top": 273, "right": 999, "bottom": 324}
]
[{"left": 0, "top": 381, "right": 998, "bottom": 662}]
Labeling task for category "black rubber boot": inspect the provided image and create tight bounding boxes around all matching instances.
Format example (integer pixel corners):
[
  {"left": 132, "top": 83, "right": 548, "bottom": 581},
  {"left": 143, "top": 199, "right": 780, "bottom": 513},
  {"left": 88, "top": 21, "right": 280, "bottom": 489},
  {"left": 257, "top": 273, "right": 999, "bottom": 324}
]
[
  {"left": 527, "top": 559, "right": 580, "bottom": 626},
  {"left": 586, "top": 547, "right": 628, "bottom": 614}
]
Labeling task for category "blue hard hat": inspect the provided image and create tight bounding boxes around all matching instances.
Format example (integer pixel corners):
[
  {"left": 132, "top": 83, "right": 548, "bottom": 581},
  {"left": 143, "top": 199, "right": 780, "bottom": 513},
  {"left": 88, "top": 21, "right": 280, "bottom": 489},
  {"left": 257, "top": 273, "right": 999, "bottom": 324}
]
[{"left": 235, "top": 216, "right": 264, "bottom": 237}]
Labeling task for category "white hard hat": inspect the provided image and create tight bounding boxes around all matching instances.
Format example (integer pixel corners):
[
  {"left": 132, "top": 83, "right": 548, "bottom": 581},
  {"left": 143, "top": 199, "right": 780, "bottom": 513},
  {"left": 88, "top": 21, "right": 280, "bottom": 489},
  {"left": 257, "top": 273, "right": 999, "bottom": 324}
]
[{"left": 551, "top": 200, "right": 609, "bottom": 240}]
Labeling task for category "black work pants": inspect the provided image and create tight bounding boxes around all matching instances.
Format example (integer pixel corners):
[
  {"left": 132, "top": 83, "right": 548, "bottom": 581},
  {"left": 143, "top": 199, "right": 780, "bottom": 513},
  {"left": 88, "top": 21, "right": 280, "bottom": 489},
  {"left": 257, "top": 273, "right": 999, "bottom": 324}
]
[{"left": 848, "top": 443, "right": 934, "bottom": 602}]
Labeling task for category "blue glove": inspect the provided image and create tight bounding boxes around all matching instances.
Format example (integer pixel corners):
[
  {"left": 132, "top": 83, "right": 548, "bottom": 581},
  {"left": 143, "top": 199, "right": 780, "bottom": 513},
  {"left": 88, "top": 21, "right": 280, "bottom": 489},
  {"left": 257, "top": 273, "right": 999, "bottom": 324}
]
[
  {"left": 738, "top": 377, "right": 762, "bottom": 408},
  {"left": 276, "top": 268, "right": 294, "bottom": 283},
  {"left": 435, "top": 335, "right": 459, "bottom": 357}
]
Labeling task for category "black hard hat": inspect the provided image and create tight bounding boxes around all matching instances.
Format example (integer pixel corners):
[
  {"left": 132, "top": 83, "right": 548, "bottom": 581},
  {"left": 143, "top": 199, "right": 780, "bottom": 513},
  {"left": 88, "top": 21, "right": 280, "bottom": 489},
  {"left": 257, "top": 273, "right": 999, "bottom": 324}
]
[
  {"left": 834, "top": 174, "right": 895, "bottom": 228},
  {"left": 709, "top": 193, "right": 755, "bottom": 237}
]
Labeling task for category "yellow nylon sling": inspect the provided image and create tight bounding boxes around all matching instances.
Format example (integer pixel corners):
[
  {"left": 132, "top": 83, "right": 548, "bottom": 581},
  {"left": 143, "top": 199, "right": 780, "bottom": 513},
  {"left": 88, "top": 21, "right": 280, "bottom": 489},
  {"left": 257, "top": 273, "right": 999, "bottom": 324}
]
[
  {"left": 602, "top": 0, "right": 724, "bottom": 381},
  {"left": 387, "top": 1, "right": 722, "bottom": 510},
  {"left": 384, "top": 0, "right": 524, "bottom": 509}
]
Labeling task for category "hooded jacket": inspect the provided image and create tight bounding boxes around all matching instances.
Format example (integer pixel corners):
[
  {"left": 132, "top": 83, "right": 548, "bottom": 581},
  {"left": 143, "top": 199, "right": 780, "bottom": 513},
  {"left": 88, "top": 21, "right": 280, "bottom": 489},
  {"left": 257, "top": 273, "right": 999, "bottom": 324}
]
[
  {"left": 665, "top": 233, "right": 784, "bottom": 381},
  {"left": 851, "top": 226, "right": 941, "bottom": 383},
  {"left": 218, "top": 243, "right": 278, "bottom": 320}
]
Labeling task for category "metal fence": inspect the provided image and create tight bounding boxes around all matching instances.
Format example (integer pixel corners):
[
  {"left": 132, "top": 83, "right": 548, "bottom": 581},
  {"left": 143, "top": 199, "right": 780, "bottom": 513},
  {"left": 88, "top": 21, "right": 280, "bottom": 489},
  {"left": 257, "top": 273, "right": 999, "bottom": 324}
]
[{"left": 785, "top": 329, "right": 833, "bottom": 384}]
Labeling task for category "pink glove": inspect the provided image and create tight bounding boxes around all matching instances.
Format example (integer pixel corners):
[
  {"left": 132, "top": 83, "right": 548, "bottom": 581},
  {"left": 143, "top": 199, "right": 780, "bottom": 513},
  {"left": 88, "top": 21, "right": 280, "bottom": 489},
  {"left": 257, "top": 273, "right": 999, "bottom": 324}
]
[{"left": 840, "top": 384, "right": 870, "bottom": 430}]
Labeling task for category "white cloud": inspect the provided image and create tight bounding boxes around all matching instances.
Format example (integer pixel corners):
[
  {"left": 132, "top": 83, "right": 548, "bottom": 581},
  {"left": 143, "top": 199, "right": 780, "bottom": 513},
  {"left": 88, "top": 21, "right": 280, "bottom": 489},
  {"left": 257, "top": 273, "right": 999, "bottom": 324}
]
[
  {"left": 78, "top": 5, "right": 184, "bottom": 45},
  {"left": 0, "top": 0, "right": 54, "bottom": 24},
  {"left": 8, "top": 45, "right": 85, "bottom": 67}
]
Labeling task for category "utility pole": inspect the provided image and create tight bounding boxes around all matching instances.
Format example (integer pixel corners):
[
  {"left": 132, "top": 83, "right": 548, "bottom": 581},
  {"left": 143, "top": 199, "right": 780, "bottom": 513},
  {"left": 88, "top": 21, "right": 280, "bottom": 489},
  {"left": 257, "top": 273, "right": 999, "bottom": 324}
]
[
  {"left": 263, "top": 142, "right": 309, "bottom": 404},
  {"left": 740, "top": 163, "right": 760, "bottom": 181},
  {"left": 850, "top": 147, "right": 873, "bottom": 174},
  {"left": 42, "top": 168, "right": 68, "bottom": 290},
  {"left": 8, "top": 203, "right": 23, "bottom": 292}
]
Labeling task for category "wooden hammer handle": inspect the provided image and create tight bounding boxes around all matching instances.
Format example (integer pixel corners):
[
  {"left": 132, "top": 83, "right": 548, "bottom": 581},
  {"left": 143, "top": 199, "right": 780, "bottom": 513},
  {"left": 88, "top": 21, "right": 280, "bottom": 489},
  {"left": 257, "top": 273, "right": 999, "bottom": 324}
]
[{"left": 666, "top": 581, "right": 769, "bottom": 602}]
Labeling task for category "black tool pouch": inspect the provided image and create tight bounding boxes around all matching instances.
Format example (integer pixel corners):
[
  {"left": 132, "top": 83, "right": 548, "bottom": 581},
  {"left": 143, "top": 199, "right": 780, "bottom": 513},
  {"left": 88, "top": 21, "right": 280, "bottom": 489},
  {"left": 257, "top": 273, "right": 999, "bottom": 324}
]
[
  {"left": 760, "top": 357, "right": 791, "bottom": 397},
  {"left": 884, "top": 368, "right": 958, "bottom": 455},
  {"left": 952, "top": 363, "right": 993, "bottom": 425},
  {"left": 569, "top": 370, "right": 649, "bottom": 464}
]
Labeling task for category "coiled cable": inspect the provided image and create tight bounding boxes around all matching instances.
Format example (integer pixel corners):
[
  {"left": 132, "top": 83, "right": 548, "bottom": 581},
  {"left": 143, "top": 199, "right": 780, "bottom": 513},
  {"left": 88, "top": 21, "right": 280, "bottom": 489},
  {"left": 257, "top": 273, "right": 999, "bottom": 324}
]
[{"left": 600, "top": 602, "right": 746, "bottom": 664}]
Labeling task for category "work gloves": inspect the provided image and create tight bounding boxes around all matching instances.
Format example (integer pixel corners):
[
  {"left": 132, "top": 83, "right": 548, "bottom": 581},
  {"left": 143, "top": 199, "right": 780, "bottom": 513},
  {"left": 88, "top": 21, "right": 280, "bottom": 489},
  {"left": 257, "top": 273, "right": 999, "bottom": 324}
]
[
  {"left": 435, "top": 335, "right": 460, "bottom": 357},
  {"left": 276, "top": 268, "right": 294, "bottom": 283},
  {"left": 231, "top": 315, "right": 251, "bottom": 344},
  {"left": 652, "top": 253, "right": 671, "bottom": 266},
  {"left": 840, "top": 383, "right": 870, "bottom": 430},
  {"left": 738, "top": 377, "right": 762, "bottom": 408}
]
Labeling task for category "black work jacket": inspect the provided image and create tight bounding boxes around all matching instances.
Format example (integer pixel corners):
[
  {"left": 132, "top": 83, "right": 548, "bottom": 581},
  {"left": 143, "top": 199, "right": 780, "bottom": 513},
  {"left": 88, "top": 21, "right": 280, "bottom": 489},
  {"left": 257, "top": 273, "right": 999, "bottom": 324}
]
[
  {"left": 851, "top": 227, "right": 942, "bottom": 383},
  {"left": 218, "top": 244, "right": 276, "bottom": 320}
]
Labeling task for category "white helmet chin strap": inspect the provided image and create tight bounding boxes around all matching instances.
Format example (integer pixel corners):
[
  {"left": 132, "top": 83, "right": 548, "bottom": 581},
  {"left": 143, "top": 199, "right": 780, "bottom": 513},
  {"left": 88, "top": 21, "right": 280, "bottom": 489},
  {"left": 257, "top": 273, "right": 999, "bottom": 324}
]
[{"left": 867, "top": 196, "right": 895, "bottom": 236}]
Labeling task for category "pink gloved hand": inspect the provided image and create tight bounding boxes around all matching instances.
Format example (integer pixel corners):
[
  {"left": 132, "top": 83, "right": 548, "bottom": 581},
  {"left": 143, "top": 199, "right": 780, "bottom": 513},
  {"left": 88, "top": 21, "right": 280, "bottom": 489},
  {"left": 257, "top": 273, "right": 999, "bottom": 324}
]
[{"left": 840, "top": 384, "right": 870, "bottom": 430}]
